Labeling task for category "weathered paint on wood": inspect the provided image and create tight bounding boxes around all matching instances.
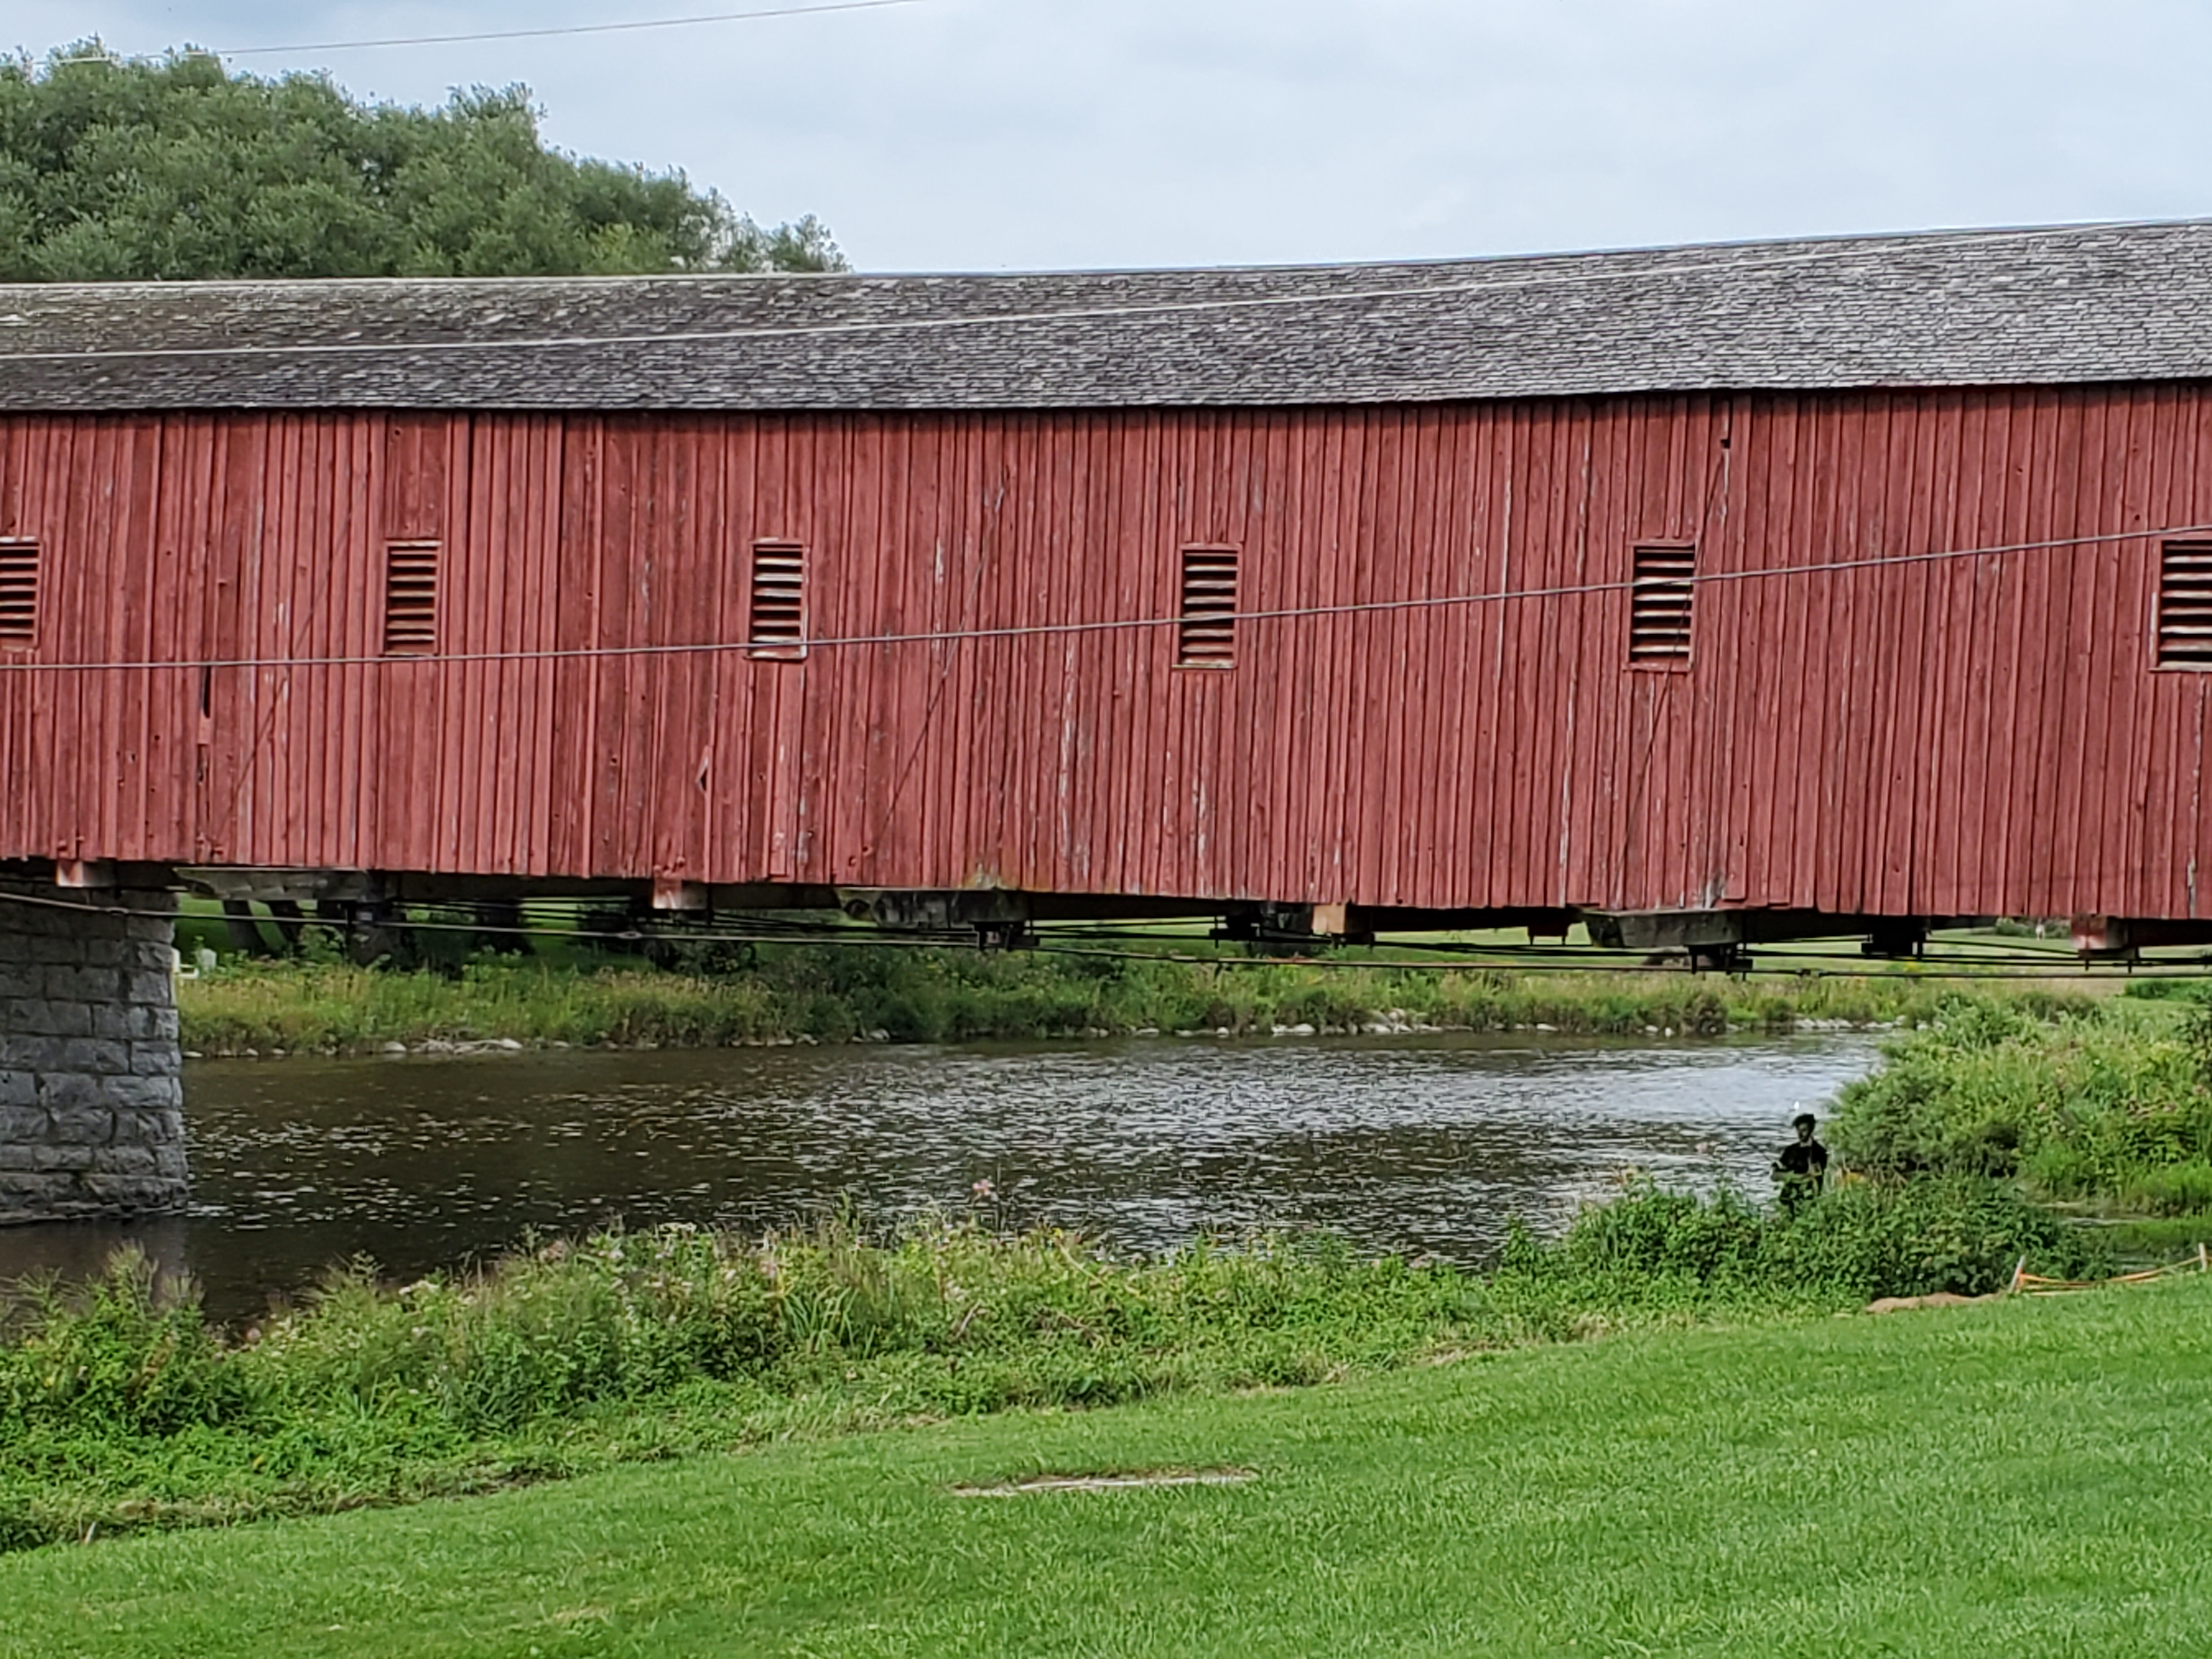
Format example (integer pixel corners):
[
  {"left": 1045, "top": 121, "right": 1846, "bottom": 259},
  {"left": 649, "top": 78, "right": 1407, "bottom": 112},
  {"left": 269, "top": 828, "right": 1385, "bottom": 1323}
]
[{"left": 2, "top": 387, "right": 2210, "bottom": 920}]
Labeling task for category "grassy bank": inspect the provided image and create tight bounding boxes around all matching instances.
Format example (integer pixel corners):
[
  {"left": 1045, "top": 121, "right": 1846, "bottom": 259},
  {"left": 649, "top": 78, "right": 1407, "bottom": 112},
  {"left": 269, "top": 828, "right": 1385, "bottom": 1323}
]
[
  {"left": 173, "top": 943, "right": 2062, "bottom": 1056},
  {"left": 0, "top": 1181, "right": 2105, "bottom": 1553},
  {"left": 5, "top": 1269, "right": 2208, "bottom": 1656},
  {"left": 1831, "top": 988, "right": 2212, "bottom": 1215}
]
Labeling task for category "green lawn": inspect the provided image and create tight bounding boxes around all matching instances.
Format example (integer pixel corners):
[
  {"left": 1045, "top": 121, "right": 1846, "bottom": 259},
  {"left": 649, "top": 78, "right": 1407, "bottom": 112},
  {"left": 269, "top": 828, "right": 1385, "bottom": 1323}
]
[{"left": 6, "top": 1278, "right": 2209, "bottom": 1657}]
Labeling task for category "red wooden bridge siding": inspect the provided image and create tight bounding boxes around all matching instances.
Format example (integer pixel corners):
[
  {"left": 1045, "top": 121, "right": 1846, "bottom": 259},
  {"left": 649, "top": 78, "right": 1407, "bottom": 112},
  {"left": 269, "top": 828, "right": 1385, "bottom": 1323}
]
[{"left": 2, "top": 384, "right": 2208, "bottom": 920}]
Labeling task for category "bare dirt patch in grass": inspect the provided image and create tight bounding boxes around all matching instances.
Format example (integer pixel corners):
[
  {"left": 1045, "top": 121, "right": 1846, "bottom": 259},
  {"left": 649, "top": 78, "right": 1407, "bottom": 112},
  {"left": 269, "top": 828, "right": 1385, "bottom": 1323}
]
[{"left": 950, "top": 1466, "right": 1256, "bottom": 1497}]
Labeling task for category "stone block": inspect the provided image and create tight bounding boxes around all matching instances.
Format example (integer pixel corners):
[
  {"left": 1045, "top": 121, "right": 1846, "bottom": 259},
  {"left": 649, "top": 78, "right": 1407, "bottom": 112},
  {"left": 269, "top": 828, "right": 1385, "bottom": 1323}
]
[
  {"left": 0, "top": 1170, "right": 75, "bottom": 1200},
  {"left": 153, "top": 1143, "right": 188, "bottom": 1178},
  {"left": 0, "top": 1071, "right": 35, "bottom": 1110},
  {"left": 3, "top": 998, "right": 57, "bottom": 1037},
  {"left": 121, "top": 1115, "right": 185, "bottom": 1154},
  {"left": 126, "top": 940, "right": 178, "bottom": 974},
  {"left": 32, "top": 1143, "right": 97, "bottom": 1172},
  {"left": 54, "top": 1037, "right": 106, "bottom": 1074},
  {"left": 94, "top": 1144, "right": 159, "bottom": 1177},
  {"left": 130, "top": 1042, "right": 182, "bottom": 1077},
  {"left": 37, "top": 1002, "right": 94, "bottom": 1039},
  {"left": 82, "top": 1172, "right": 187, "bottom": 1210},
  {"left": 123, "top": 970, "right": 176, "bottom": 1005},
  {"left": 47, "top": 965, "right": 121, "bottom": 1002},
  {"left": 28, "top": 934, "right": 88, "bottom": 965},
  {"left": 47, "top": 1107, "right": 114, "bottom": 1147},
  {"left": 108, "top": 1075, "right": 181, "bottom": 1113},
  {"left": 46, "top": 898, "right": 116, "bottom": 930},
  {"left": 108, "top": 1107, "right": 151, "bottom": 1145},
  {"left": 0, "top": 898, "right": 63, "bottom": 938},
  {"left": 0, "top": 1103, "right": 48, "bottom": 1141},
  {"left": 89, "top": 1038, "right": 131, "bottom": 1076},
  {"left": 36, "top": 1071, "right": 104, "bottom": 1111},
  {"left": 116, "top": 1000, "right": 172, "bottom": 1040},
  {"left": 1, "top": 1034, "right": 66, "bottom": 1071}
]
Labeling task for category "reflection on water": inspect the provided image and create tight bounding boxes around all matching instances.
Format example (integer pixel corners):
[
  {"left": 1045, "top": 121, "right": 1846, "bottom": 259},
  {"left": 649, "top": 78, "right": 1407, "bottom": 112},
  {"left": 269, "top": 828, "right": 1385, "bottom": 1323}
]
[{"left": 0, "top": 1034, "right": 1880, "bottom": 1325}]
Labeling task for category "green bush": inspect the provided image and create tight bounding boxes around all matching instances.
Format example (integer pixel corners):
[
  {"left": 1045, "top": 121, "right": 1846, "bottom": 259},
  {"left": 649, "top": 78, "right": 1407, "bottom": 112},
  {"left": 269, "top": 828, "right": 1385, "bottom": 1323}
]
[
  {"left": 1757, "top": 1177, "right": 2103, "bottom": 1297},
  {"left": 1558, "top": 1184, "right": 1767, "bottom": 1280},
  {"left": 1525, "top": 1177, "right": 2108, "bottom": 1303},
  {"left": 1831, "top": 995, "right": 2212, "bottom": 1205},
  {"left": 0, "top": 1252, "right": 252, "bottom": 1439}
]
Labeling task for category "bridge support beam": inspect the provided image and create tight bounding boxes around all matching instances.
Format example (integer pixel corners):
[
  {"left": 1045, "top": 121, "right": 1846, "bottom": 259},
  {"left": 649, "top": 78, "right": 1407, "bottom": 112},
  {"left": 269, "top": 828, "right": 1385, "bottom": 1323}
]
[{"left": 0, "top": 878, "right": 186, "bottom": 1224}]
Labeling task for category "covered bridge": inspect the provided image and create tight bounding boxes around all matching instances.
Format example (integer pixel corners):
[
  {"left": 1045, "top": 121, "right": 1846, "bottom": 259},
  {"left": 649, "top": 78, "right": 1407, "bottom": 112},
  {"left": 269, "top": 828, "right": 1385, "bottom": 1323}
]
[
  {"left": 9, "top": 219, "right": 2212, "bottom": 949},
  {"left": 9, "top": 217, "right": 2212, "bottom": 1215}
]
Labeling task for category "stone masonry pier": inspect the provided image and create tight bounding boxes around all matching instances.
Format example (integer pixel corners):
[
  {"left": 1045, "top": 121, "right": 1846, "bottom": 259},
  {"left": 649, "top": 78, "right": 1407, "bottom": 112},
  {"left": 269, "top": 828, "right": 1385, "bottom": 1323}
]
[{"left": 0, "top": 880, "right": 185, "bottom": 1224}]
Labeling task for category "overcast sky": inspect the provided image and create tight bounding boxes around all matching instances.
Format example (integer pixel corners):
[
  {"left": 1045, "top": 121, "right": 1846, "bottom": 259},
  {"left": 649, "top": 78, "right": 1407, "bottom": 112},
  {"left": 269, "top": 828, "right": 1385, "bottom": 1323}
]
[{"left": 14, "top": 0, "right": 2212, "bottom": 272}]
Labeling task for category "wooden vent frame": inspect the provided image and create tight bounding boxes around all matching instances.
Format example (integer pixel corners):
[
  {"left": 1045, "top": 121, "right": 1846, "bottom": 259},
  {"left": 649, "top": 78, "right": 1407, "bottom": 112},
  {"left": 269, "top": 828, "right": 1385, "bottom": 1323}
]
[
  {"left": 1629, "top": 542, "right": 1696, "bottom": 667},
  {"left": 1176, "top": 544, "right": 1239, "bottom": 668},
  {"left": 748, "top": 539, "right": 807, "bottom": 659},
  {"left": 0, "top": 540, "right": 38, "bottom": 650},
  {"left": 2157, "top": 541, "right": 2212, "bottom": 668},
  {"left": 382, "top": 540, "right": 440, "bottom": 656}
]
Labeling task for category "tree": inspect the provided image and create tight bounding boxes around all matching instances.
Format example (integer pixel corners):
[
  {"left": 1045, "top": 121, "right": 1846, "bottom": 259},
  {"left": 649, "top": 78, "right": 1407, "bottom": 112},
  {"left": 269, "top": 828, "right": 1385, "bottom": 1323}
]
[{"left": 0, "top": 47, "right": 847, "bottom": 281}]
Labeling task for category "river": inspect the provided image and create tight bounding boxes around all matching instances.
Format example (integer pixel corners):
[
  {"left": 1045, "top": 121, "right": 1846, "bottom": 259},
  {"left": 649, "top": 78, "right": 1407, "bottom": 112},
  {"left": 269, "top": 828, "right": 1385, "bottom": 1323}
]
[{"left": 0, "top": 1031, "right": 1882, "bottom": 1324}]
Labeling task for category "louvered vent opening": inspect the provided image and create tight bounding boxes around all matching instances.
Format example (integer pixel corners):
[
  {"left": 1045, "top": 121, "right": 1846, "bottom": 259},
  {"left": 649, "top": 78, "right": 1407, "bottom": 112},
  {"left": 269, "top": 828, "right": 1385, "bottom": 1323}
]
[
  {"left": 1177, "top": 545, "right": 1239, "bottom": 668},
  {"left": 2158, "top": 541, "right": 2212, "bottom": 667},
  {"left": 748, "top": 540, "right": 806, "bottom": 657},
  {"left": 1629, "top": 543, "right": 1696, "bottom": 665},
  {"left": 0, "top": 541, "right": 37, "bottom": 648},
  {"left": 382, "top": 540, "right": 439, "bottom": 656}
]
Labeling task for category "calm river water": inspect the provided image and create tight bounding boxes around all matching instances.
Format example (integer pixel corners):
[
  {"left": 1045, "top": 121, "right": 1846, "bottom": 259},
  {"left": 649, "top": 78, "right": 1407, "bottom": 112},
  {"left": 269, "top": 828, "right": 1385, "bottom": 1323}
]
[{"left": 1, "top": 1033, "right": 1881, "bottom": 1324}]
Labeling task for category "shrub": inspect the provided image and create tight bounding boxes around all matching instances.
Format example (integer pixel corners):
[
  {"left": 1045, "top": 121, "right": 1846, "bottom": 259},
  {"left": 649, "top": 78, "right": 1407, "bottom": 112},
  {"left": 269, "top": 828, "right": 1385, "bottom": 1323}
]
[
  {"left": 1532, "top": 1176, "right": 2108, "bottom": 1302},
  {"left": 1831, "top": 995, "right": 2212, "bottom": 1204},
  {"left": 0, "top": 1253, "right": 257, "bottom": 1440},
  {"left": 1759, "top": 1176, "right": 2103, "bottom": 1297}
]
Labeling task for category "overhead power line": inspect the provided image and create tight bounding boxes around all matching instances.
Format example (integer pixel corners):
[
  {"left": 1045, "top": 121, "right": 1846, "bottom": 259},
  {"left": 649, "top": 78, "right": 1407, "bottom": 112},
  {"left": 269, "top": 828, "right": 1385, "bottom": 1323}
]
[
  {"left": 0, "top": 217, "right": 2187, "bottom": 365},
  {"left": 0, "top": 519, "right": 2193, "bottom": 677},
  {"left": 48, "top": 0, "right": 926, "bottom": 63}
]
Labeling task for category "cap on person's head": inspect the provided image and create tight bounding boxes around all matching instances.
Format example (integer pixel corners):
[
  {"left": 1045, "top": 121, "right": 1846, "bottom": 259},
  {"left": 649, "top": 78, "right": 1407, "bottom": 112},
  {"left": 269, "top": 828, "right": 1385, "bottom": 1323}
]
[{"left": 1793, "top": 1112, "right": 1817, "bottom": 1131}]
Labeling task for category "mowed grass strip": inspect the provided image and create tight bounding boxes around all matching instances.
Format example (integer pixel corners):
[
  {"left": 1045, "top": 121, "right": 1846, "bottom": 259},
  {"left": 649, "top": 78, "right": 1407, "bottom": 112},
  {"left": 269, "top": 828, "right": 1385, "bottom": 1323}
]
[{"left": 6, "top": 1278, "right": 2210, "bottom": 1657}]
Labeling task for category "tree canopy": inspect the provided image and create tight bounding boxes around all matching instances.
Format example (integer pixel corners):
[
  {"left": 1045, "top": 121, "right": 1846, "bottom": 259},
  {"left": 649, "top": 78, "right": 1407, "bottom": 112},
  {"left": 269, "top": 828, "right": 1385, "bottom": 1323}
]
[{"left": 0, "top": 48, "right": 845, "bottom": 281}]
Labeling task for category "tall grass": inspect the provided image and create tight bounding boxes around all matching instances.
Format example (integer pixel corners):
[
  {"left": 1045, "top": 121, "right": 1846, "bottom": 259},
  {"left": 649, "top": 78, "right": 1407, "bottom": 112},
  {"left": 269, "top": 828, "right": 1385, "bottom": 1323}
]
[
  {"left": 1830, "top": 994, "right": 2212, "bottom": 1211},
  {"left": 176, "top": 945, "right": 2016, "bottom": 1056},
  {"left": 0, "top": 1180, "right": 2105, "bottom": 1551}
]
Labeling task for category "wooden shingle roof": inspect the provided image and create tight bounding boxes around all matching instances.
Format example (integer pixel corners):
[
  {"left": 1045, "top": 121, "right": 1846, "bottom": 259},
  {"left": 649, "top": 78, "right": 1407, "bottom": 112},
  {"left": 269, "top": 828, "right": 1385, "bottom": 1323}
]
[{"left": 4, "top": 219, "right": 2211, "bottom": 411}]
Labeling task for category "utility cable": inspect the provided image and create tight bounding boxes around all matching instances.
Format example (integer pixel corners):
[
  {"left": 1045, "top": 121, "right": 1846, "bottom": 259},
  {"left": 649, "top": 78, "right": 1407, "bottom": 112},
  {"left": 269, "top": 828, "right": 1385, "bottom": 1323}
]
[
  {"left": 46, "top": 0, "right": 924, "bottom": 63},
  {"left": 0, "top": 518, "right": 2192, "bottom": 676}
]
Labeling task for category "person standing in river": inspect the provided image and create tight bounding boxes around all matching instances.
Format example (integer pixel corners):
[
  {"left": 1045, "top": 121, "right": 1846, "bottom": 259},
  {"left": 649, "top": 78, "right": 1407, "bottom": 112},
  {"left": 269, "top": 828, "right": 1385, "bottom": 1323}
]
[{"left": 1773, "top": 1112, "right": 1829, "bottom": 1212}]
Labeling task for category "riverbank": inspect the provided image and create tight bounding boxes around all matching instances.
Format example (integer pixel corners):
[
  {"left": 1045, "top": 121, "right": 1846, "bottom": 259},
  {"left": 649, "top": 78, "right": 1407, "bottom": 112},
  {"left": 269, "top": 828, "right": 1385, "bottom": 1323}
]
[
  {"left": 0, "top": 1179, "right": 2102, "bottom": 1553},
  {"left": 173, "top": 944, "right": 2086, "bottom": 1057},
  {"left": 5, "top": 1267, "right": 2205, "bottom": 1656}
]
